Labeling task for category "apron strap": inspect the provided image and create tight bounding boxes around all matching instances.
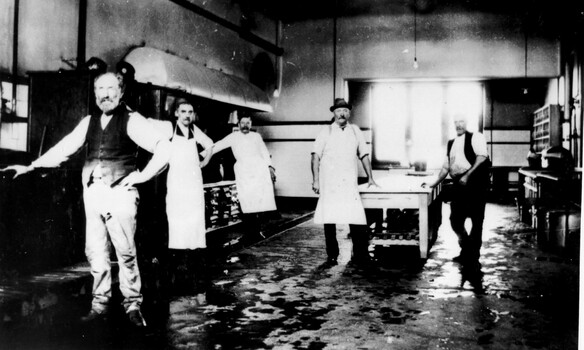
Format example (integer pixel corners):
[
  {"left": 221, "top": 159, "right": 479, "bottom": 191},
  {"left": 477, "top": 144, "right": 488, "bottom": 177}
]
[{"left": 171, "top": 122, "right": 196, "bottom": 141}]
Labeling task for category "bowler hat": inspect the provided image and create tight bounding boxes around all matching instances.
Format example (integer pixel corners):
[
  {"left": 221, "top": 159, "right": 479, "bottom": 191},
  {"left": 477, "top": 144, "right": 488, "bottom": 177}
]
[
  {"left": 330, "top": 98, "right": 352, "bottom": 112},
  {"left": 116, "top": 61, "right": 136, "bottom": 80},
  {"left": 84, "top": 57, "right": 107, "bottom": 75}
]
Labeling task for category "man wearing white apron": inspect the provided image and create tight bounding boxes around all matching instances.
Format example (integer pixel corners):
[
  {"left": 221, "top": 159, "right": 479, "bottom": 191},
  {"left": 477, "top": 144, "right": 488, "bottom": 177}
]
[
  {"left": 311, "top": 98, "right": 378, "bottom": 267},
  {"left": 212, "top": 115, "right": 277, "bottom": 243},
  {"left": 150, "top": 98, "right": 213, "bottom": 295}
]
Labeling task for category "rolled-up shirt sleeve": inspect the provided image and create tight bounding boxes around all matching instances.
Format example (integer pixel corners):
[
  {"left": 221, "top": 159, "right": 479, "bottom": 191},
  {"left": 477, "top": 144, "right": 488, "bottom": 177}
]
[
  {"left": 311, "top": 127, "right": 328, "bottom": 158},
  {"left": 471, "top": 132, "right": 488, "bottom": 158},
  {"left": 354, "top": 126, "right": 369, "bottom": 159},
  {"left": 213, "top": 133, "right": 234, "bottom": 154},
  {"left": 194, "top": 125, "right": 214, "bottom": 150},
  {"left": 127, "top": 112, "right": 167, "bottom": 152},
  {"left": 31, "top": 116, "right": 90, "bottom": 168},
  {"left": 255, "top": 134, "right": 272, "bottom": 166},
  {"left": 147, "top": 118, "right": 174, "bottom": 140}
]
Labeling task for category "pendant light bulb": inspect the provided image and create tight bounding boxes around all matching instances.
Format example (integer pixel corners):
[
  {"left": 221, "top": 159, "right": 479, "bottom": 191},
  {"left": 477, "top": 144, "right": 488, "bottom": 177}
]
[{"left": 413, "top": 0, "right": 419, "bottom": 70}]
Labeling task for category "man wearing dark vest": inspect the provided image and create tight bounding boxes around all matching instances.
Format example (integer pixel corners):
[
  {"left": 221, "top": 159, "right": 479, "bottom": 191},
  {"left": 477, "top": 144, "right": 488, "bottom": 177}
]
[
  {"left": 1, "top": 72, "right": 171, "bottom": 327},
  {"left": 423, "top": 115, "right": 490, "bottom": 265}
]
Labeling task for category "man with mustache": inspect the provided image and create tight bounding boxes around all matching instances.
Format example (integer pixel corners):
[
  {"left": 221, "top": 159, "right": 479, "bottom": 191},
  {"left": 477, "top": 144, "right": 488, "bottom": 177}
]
[
  {"left": 423, "top": 115, "right": 490, "bottom": 265},
  {"left": 1, "top": 72, "right": 171, "bottom": 327},
  {"left": 211, "top": 113, "right": 277, "bottom": 243},
  {"left": 148, "top": 98, "right": 214, "bottom": 296},
  {"left": 311, "top": 98, "right": 378, "bottom": 268}
]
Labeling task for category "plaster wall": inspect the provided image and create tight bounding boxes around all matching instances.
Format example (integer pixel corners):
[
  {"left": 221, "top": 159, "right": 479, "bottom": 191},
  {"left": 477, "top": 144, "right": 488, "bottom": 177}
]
[
  {"left": 1, "top": 0, "right": 277, "bottom": 82},
  {"left": 0, "top": 0, "right": 14, "bottom": 74},
  {"left": 269, "top": 9, "right": 560, "bottom": 197}
]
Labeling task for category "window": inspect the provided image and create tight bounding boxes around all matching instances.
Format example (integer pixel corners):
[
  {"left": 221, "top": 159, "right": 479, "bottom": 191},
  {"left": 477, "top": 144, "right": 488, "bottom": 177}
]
[
  {"left": 370, "top": 81, "right": 483, "bottom": 169},
  {"left": 0, "top": 80, "right": 29, "bottom": 151}
]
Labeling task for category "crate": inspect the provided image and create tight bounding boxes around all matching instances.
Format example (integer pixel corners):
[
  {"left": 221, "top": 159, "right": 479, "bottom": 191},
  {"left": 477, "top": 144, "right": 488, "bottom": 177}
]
[{"left": 545, "top": 208, "right": 580, "bottom": 251}]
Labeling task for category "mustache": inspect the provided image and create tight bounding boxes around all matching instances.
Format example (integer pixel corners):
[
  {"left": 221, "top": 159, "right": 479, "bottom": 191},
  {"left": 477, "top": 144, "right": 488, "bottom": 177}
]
[{"left": 99, "top": 97, "right": 113, "bottom": 104}]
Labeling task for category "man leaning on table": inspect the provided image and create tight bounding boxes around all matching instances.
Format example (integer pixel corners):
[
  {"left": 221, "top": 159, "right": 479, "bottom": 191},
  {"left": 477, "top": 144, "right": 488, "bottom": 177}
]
[
  {"left": 422, "top": 115, "right": 490, "bottom": 265},
  {"left": 311, "top": 98, "right": 378, "bottom": 268}
]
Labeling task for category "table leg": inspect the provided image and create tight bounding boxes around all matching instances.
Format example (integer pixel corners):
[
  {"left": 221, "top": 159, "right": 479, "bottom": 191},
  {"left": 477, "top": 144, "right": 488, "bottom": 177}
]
[{"left": 418, "top": 194, "right": 429, "bottom": 259}]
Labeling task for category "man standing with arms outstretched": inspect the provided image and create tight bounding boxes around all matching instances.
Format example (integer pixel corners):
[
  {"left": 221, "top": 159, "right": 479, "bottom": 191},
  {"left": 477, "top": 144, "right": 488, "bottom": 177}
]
[{"left": 1, "top": 72, "right": 171, "bottom": 327}]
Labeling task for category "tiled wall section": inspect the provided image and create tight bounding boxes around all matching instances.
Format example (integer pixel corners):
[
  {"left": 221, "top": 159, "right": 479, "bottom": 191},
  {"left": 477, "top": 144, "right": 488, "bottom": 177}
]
[{"left": 485, "top": 130, "right": 530, "bottom": 167}]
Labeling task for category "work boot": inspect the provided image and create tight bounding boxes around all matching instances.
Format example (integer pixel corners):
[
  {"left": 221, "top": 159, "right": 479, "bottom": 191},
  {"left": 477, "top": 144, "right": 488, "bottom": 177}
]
[
  {"left": 191, "top": 249, "right": 210, "bottom": 293},
  {"left": 127, "top": 309, "right": 147, "bottom": 327},
  {"left": 169, "top": 249, "right": 190, "bottom": 296},
  {"left": 80, "top": 309, "right": 108, "bottom": 323},
  {"left": 318, "top": 257, "right": 338, "bottom": 269}
]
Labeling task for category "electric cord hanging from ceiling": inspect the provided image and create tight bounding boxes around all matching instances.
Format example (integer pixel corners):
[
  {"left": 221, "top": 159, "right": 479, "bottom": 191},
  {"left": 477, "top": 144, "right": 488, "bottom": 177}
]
[{"left": 413, "top": 0, "right": 419, "bottom": 69}]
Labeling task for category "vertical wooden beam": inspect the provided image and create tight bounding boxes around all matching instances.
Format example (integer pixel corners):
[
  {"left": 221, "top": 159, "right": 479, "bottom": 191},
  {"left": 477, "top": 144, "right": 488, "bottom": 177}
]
[
  {"left": 77, "top": 0, "right": 87, "bottom": 69},
  {"left": 332, "top": 0, "right": 337, "bottom": 100},
  {"left": 12, "top": 0, "right": 19, "bottom": 106}
]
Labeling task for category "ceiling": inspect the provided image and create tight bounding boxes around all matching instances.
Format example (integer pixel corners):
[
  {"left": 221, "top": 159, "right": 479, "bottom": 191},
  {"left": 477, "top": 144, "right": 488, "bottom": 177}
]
[{"left": 241, "top": 0, "right": 580, "bottom": 33}]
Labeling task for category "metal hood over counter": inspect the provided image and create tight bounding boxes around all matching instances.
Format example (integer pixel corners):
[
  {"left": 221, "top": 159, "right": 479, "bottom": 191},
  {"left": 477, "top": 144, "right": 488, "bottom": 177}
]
[{"left": 123, "top": 47, "right": 273, "bottom": 113}]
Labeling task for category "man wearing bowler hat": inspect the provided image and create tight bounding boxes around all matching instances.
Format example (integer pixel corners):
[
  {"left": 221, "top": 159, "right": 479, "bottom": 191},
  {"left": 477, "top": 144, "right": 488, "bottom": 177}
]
[{"left": 311, "top": 98, "right": 378, "bottom": 268}]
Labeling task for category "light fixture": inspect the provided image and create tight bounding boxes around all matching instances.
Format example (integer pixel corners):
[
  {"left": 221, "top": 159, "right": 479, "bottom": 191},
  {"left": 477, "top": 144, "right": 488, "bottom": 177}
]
[
  {"left": 522, "top": 12, "right": 529, "bottom": 95},
  {"left": 413, "top": 1, "right": 419, "bottom": 69}
]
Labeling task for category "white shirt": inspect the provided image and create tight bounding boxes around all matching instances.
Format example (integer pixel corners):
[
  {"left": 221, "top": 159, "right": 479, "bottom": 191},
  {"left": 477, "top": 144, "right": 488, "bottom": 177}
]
[
  {"left": 312, "top": 122, "right": 369, "bottom": 160},
  {"left": 31, "top": 111, "right": 165, "bottom": 169},
  {"left": 445, "top": 132, "right": 488, "bottom": 177}
]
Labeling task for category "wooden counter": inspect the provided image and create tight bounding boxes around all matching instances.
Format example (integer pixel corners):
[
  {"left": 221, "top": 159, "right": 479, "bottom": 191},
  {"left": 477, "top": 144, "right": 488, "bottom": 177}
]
[
  {"left": 359, "top": 173, "right": 442, "bottom": 259},
  {"left": 517, "top": 167, "right": 582, "bottom": 231}
]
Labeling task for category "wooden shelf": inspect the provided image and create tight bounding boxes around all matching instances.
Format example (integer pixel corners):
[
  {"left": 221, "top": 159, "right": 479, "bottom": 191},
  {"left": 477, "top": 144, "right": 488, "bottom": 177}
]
[
  {"left": 204, "top": 181, "right": 241, "bottom": 231},
  {"left": 531, "top": 104, "right": 561, "bottom": 153}
]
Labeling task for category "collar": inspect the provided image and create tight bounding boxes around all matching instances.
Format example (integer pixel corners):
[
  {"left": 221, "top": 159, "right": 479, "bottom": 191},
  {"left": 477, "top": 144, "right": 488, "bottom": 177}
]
[
  {"left": 175, "top": 123, "right": 194, "bottom": 139},
  {"left": 94, "top": 102, "right": 128, "bottom": 119},
  {"left": 331, "top": 121, "right": 350, "bottom": 130}
]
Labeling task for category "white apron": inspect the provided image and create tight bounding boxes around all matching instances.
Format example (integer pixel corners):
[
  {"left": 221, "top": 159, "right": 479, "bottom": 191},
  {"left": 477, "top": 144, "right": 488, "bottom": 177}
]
[
  {"left": 314, "top": 127, "right": 367, "bottom": 224},
  {"left": 166, "top": 126, "right": 207, "bottom": 249},
  {"left": 234, "top": 154, "right": 277, "bottom": 213}
]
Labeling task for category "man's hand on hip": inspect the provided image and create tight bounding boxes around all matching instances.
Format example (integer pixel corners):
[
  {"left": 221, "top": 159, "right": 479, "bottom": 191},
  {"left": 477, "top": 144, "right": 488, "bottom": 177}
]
[{"left": 119, "top": 171, "right": 146, "bottom": 188}]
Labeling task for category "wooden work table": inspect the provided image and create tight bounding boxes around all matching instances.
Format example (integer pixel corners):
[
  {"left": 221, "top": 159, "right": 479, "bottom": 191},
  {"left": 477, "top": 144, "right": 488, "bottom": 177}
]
[
  {"left": 359, "top": 172, "right": 442, "bottom": 259},
  {"left": 517, "top": 167, "right": 582, "bottom": 226}
]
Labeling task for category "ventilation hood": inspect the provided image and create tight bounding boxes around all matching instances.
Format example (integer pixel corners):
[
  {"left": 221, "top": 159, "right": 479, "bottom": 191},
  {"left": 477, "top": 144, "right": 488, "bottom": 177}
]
[{"left": 123, "top": 47, "right": 273, "bottom": 113}]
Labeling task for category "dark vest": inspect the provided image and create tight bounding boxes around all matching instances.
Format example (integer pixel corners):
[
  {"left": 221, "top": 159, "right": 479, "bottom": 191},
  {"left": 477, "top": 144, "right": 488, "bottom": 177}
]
[
  {"left": 446, "top": 131, "right": 491, "bottom": 186},
  {"left": 82, "top": 104, "right": 138, "bottom": 187},
  {"left": 447, "top": 131, "right": 476, "bottom": 163}
]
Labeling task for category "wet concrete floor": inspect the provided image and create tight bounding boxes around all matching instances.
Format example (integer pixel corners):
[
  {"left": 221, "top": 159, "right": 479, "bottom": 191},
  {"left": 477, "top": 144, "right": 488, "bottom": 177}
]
[{"left": 0, "top": 202, "right": 579, "bottom": 349}]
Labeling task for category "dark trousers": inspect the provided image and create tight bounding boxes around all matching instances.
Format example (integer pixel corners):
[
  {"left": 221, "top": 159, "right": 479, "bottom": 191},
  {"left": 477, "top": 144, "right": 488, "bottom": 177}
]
[
  {"left": 449, "top": 185, "right": 487, "bottom": 260},
  {"left": 324, "top": 224, "right": 370, "bottom": 261},
  {"left": 242, "top": 212, "right": 261, "bottom": 236},
  {"left": 168, "top": 248, "right": 209, "bottom": 296}
]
